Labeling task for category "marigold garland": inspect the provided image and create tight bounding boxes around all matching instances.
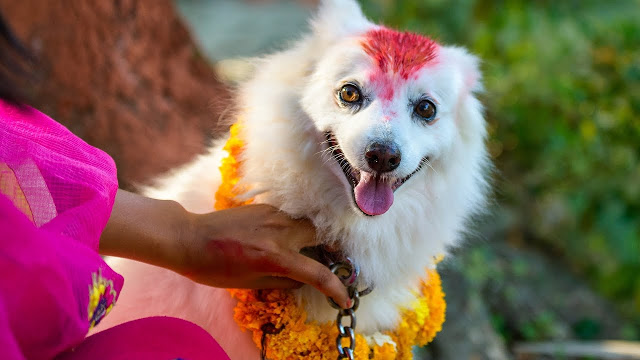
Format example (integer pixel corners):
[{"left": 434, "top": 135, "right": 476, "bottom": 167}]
[
  {"left": 216, "top": 123, "right": 446, "bottom": 359},
  {"left": 214, "top": 123, "right": 253, "bottom": 210}
]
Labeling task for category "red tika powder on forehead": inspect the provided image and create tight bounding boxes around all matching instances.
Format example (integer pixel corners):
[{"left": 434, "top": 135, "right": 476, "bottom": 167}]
[{"left": 361, "top": 27, "right": 439, "bottom": 80}]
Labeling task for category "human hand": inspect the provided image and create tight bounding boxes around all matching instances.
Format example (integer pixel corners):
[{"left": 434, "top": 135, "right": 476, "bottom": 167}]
[
  {"left": 100, "top": 191, "right": 350, "bottom": 308},
  {"left": 178, "top": 204, "right": 350, "bottom": 308}
]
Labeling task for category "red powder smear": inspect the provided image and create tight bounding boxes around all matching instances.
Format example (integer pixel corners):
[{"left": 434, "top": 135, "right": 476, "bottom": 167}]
[
  {"left": 362, "top": 28, "right": 440, "bottom": 104},
  {"left": 372, "top": 74, "right": 396, "bottom": 102},
  {"left": 362, "top": 27, "right": 440, "bottom": 80},
  {"left": 206, "top": 238, "right": 290, "bottom": 277}
]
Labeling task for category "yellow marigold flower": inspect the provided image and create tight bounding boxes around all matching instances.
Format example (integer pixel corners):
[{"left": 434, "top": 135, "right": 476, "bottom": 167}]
[
  {"left": 373, "top": 343, "right": 397, "bottom": 360},
  {"left": 214, "top": 123, "right": 253, "bottom": 210},
  {"left": 217, "top": 124, "right": 446, "bottom": 359}
]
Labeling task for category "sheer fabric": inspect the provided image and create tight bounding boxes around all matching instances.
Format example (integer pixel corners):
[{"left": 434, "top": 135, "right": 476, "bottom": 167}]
[
  {"left": 0, "top": 101, "right": 228, "bottom": 359},
  {"left": 0, "top": 101, "right": 122, "bottom": 359}
]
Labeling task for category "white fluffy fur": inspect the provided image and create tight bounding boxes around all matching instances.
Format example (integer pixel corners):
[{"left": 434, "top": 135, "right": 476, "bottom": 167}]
[{"left": 102, "top": 0, "right": 490, "bottom": 357}]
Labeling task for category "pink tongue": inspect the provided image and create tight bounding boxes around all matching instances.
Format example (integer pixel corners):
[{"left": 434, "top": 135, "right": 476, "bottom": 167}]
[{"left": 354, "top": 172, "right": 394, "bottom": 215}]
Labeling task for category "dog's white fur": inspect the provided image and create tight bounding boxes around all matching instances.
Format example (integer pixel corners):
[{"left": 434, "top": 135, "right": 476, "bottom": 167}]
[{"left": 101, "top": 1, "right": 490, "bottom": 357}]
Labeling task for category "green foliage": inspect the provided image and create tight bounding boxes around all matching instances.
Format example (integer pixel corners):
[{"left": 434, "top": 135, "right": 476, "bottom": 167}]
[
  {"left": 360, "top": 0, "right": 640, "bottom": 320},
  {"left": 573, "top": 318, "right": 602, "bottom": 341}
]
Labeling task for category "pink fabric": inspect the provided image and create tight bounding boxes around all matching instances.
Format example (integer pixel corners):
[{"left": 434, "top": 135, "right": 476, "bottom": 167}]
[
  {"left": 0, "top": 100, "right": 122, "bottom": 359},
  {"left": 58, "top": 317, "right": 230, "bottom": 360},
  {"left": 0, "top": 101, "right": 118, "bottom": 244},
  {"left": 0, "top": 195, "right": 118, "bottom": 359},
  {"left": 0, "top": 101, "right": 229, "bottom": 359}
]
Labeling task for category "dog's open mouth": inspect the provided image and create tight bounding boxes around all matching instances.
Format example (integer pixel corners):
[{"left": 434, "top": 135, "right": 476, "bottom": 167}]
[{"left": 325, "top": 132, "right": 427, "bottom": 216}]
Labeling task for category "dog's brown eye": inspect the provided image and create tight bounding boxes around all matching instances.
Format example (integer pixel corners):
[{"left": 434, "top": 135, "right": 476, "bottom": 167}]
[
  {"left": 339, "top": 84, "right": 361, "bottom": 103},
  {"left": 415, "top": 99, "right": 437, "bottom": 122}
]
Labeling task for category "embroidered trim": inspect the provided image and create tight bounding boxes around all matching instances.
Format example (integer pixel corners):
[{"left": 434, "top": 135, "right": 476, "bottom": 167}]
[{"left": 87, "top": 269, "right": 117, "bottom": 329}]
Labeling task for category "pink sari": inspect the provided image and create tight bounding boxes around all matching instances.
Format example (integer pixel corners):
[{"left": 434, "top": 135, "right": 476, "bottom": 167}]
[{"left": 0, "top": 101, "right": 228, "bottom": 359}]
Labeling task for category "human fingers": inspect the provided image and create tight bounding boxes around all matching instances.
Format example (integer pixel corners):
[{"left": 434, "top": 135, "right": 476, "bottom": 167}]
[
  {"left": 277, "top": 251, "right": 350, "bottom": 308},
  {"left": 285, "top": 217, "right": 319, "bottom": 249},
  {"left": 254, "top": 205, "right": 318, "bottom": 249}
]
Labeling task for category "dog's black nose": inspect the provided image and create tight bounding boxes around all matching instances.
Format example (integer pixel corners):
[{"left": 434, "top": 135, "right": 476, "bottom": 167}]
[{"left": 365, "top": 142, "right": 401, "bottom": 173}]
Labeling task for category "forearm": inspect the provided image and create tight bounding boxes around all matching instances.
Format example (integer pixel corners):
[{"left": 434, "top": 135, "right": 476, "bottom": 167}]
[{"left": 99, "top": 189, "right": 190, "bottom": 270}]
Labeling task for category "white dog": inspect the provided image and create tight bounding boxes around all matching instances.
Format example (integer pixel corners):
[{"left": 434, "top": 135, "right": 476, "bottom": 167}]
[{"left": 102, "top": 0, "right": 490, "bottom": 358}]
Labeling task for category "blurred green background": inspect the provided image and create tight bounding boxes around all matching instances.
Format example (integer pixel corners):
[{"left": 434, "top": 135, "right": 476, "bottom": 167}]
[
  {"left": 358, "top": 0, "right": 640, "bottom": 351},
  {"left": 360, "top": 0, "right": 640, "bottom": 317},
  {"left": 176, "top": 0, "right": 640, "bottom": 356}
]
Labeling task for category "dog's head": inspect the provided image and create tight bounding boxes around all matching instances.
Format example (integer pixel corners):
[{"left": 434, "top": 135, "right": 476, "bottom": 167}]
[{"left": 300, "top": 0, "right": 486, "bottom": 217}]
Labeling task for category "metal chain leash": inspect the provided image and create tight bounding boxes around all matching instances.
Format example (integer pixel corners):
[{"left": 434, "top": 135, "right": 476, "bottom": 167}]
[{"left": 326, "top": 258, "right": 373, "bottom": 360}]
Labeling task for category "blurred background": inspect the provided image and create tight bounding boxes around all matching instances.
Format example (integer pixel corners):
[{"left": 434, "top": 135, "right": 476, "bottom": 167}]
[{"left": 1, "top": 0, "right": 638, "bottom": 358}]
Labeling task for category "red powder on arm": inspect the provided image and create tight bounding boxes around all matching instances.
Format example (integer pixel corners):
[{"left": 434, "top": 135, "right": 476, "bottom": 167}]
[{"left": 206, "top": 238, "right": 290, "bottom": 278}]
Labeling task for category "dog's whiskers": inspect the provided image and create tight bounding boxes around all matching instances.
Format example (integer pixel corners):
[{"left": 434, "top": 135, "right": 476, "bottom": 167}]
[
  {"left": 424, "top": 158, "right": 438, "bottom": 176},
  {"left": 316, "top": 143, "right": 339, "bottom": 156}
]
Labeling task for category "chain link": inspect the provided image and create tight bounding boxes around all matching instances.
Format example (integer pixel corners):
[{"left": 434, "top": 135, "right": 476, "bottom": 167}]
[
  {"left": 326, "top": 258, "right": 372, "bottom": 360},
  {"left": 336, "top": 300, "right": 357, "bottom": 359},
  {"left": 260, "top": 256, "right": 373, "bottom": 360}
]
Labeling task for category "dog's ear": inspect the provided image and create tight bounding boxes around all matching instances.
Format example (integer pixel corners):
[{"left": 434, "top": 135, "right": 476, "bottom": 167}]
[
  {"left": 439, "top": 46, "right": 483, "bottom": 95},
  {"left": 311, "top": 0, "right": 374, "bottom": 41},
  {"left": 438, "top": 46, "right": 486, "bottom": 141}
]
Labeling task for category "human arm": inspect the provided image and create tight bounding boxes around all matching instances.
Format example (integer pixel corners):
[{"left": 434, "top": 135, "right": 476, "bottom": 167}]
[{"left": 99, "top": 189, "right": 350, "bottom": 308}]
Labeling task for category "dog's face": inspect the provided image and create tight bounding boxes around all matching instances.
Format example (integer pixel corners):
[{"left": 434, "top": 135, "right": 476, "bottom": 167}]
[{"left": 302, "top": 1, "right": 483, "bottom": 216}]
